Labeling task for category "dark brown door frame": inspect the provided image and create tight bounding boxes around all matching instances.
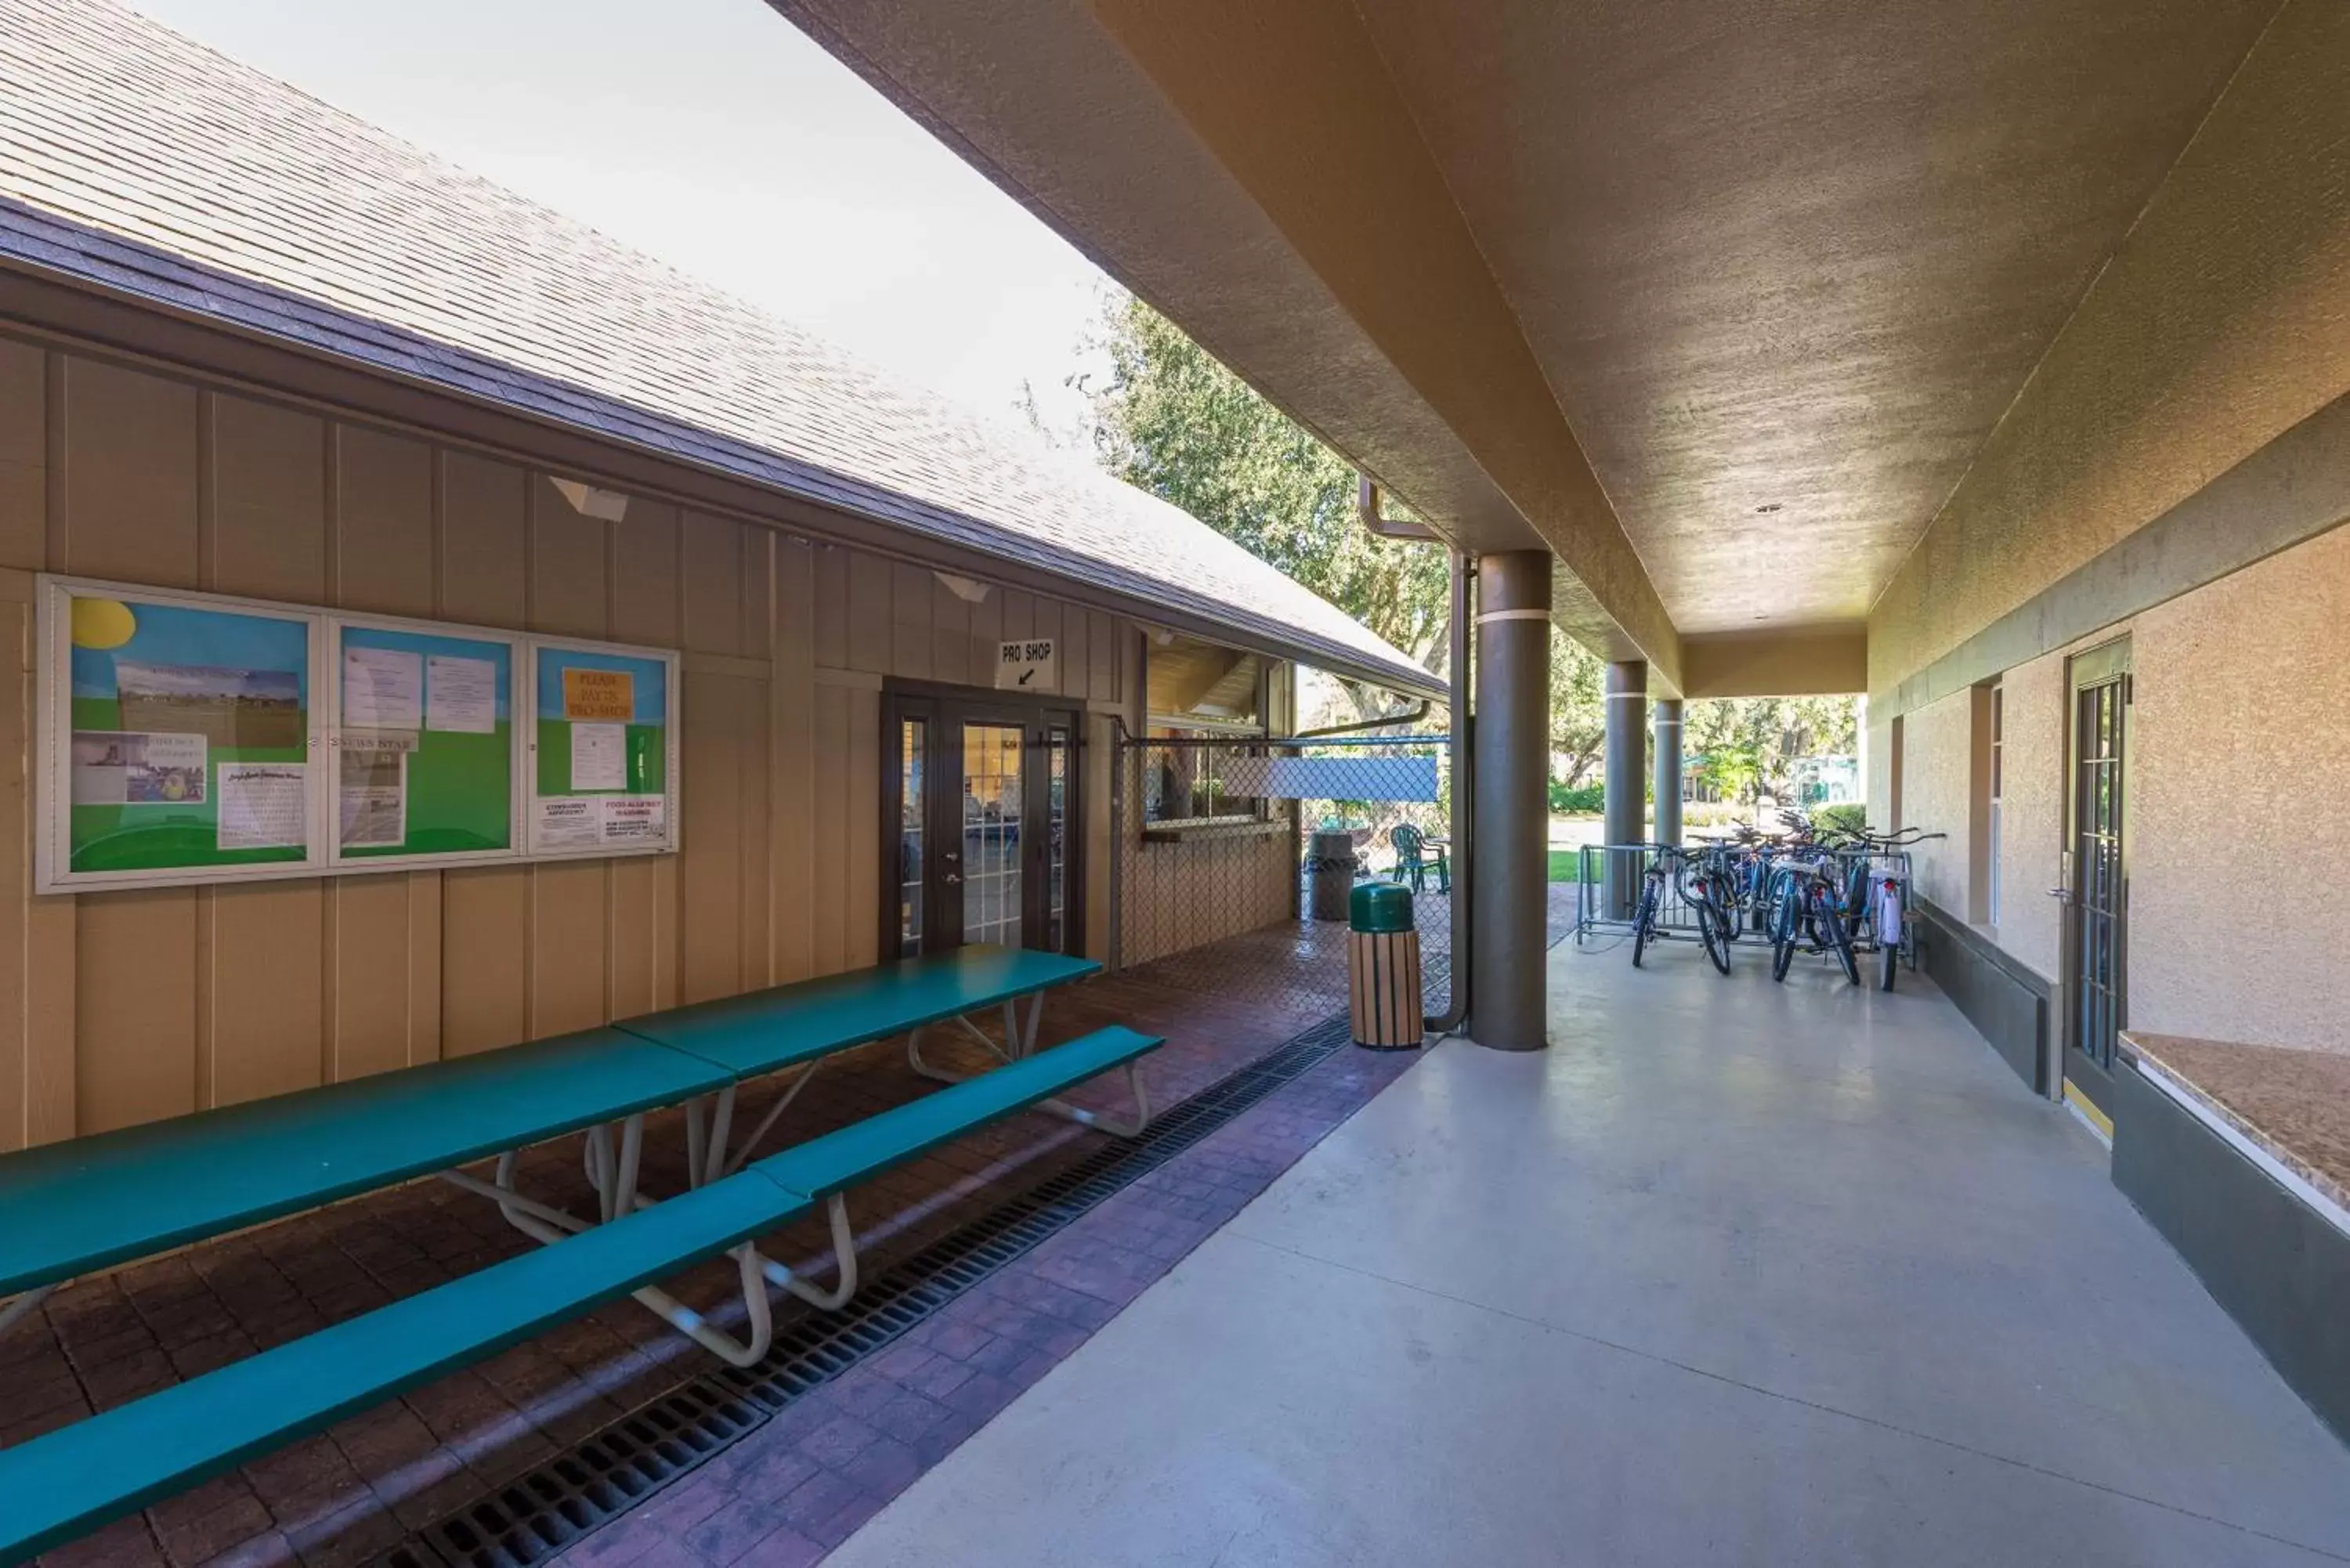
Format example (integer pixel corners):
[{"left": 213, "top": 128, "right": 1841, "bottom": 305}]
[
  {"left": 2059, "top": 637, "right": 2131, "bottom": 1128},
  {"left": 879, "top": 679, "right": 1085, "bottom": 960}
]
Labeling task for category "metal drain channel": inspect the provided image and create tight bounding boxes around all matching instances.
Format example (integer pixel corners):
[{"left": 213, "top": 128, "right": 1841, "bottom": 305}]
[{"left": 375, "top": 1013, "right": 1358, "bottom": 1568}]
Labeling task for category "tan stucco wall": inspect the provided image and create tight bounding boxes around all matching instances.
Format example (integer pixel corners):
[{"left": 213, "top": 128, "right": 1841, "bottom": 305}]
[
  {"left": 0, "top": 331, "right": 1156, "bottom": 1150},
  {"left": 1896, "top": 522, "right": 2350, "bottom": 1051},
  {"left": 1868, "top": 0, "right": 2350, "bottom": 698},
  {"left": 1991, "top": 651, "right": 2065, "bottom": 982},
  {"left": 1900, "top": 689, "right": 1974, "bottom": 916},
  {"left": 2130, "top": 524, "right": 2350, "bottom": 1054}
]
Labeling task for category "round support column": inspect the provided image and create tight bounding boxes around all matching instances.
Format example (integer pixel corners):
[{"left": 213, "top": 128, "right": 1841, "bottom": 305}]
[
  {"left": 1602, "top": 660, "right": 1647, "bottom": 919},
  {"left": 1654, "top": 698, "right": 1683, "bottom": 848},
  {"left": 1470, "top": 551, "right": 1552, "bottom": 1051}
]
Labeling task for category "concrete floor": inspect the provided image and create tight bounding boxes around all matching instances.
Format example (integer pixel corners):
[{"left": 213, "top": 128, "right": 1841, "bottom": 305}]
[{"left": 822, "top": 941, "right": 2350, "bottom": 1566}]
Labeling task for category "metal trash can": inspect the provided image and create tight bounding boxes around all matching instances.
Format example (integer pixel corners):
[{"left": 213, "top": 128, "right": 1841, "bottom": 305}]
[
  {"left": 1348, "top": 882, "right": 1423, "bottom": 1050},
  {"left": 1308, "top": 829, "right": 1359, "bottom": 923}
]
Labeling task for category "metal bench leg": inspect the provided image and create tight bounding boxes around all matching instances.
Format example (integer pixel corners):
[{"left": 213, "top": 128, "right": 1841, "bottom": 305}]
[
  {"left": 1028, "top": 1060, "right": 1152, "bottom": 1139},
  {"left": 0, "top": 1284, "right": 56, "bottom": 1337},
  {"left": 908, "top": 1021, "right": 1005, "bottom": 1086},
  {"left": 757, "top": 1193, "right": 859, "bottom": 1310},
  {"left": 721, "top": 1073, "right": 815, "bottom": 1177},
  {"left": 446, "top": 1166, "right": 779, "bottom": 1367}
]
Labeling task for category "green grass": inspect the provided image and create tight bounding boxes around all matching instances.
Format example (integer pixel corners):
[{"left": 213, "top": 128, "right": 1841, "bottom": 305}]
[{"left": 1548, "top": 849, "right": 1589, "bottom": 883}]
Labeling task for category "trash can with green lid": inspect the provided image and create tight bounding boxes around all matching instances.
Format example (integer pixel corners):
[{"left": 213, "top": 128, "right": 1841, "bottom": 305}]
[{"left": 1348, "top": 882, "right": 1423, "bottom": 1050}]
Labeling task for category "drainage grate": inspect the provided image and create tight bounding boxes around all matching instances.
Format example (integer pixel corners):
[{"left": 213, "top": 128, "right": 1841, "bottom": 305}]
[{"left": 376, "top": 1013, "right": 1358, "bottom": 1568}]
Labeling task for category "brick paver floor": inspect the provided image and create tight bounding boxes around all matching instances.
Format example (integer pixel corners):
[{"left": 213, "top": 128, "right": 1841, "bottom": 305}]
[{"left": 543, "top": 1035, "right": 1419, "bottom": 1568}]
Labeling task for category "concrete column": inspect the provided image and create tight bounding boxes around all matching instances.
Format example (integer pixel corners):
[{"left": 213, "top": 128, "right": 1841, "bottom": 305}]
[
  {"left": 1602, "top": 659, "right": 1647, "bottom": 918},
  {"left": 1470, "top": 551, "right": 1551, "bottom": 1052},
  {"left": 1653, "top": 698, "right": 1683, "bottom": 848}
]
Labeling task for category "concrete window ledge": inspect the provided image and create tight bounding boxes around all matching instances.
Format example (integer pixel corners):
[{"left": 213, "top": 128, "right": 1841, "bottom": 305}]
[
  {"left": 1141, "top": 818, "right": 1289, "bottom": 844},
  {"left": 2114, "top": 1032, "right": 2350, "bottom": 1446}
]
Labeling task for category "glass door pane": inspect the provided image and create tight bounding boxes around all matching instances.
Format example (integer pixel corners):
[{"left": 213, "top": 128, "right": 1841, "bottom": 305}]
[
  {"left": 962, "top": 721, "right": 1025, "bottom": 948},
  {"left": 897, "top": 718, "right": 925, "bottom": 958},
  {"left": 1047, "top": 725, "right": 1070, "bottom": 954}
]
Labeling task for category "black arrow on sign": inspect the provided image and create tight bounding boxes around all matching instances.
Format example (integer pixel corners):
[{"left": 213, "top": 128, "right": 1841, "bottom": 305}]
[{"left": 1018, "top": 668, "right": 1036, "bottom": 686}]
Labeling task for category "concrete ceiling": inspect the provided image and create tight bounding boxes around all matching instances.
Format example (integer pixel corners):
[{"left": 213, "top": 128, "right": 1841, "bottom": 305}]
[{"left": 771, "top": 0, "right": 2279, "bottom": 685}]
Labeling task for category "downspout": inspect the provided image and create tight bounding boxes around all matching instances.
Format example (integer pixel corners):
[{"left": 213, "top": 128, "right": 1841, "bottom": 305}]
[
  {"left": 1357, "top": 473, "right": 1440, "bottom": 541},
  {"left": 1428, "top": 545, "right": 1473, "bottom": 1034},
  {"left": 1356, "top": 471, "right": 1473, "bottom": 1035}
]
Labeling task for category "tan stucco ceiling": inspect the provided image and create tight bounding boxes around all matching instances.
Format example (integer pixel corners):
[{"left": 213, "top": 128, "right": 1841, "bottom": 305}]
[
  {"left": 772, "top": 0, "right": 2278, "bottom": 677},
  {"left": 1348, "top": 0, "right": 2274, "bottom": 632}
]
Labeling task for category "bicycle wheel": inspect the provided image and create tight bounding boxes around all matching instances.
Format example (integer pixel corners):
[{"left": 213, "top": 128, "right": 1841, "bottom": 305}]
[
  {"left": 1818, "top": 898, "right": 1860, "bottom": 986},
  {"left": 1878, "top": 936, "right": 1898, "bottom": 992},
  {"left": 1770, "top": 894, "right": 1796, "bottom": 982},
  {"left": 1699, "top": 900, "right": 1732, "bottom": 975},
  {"left": 1631, "top": 881, "right": 1659, "bottom": 968}
]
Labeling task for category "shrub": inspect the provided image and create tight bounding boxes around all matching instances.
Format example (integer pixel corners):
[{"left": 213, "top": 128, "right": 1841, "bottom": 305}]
[
  {"left": 1548, "top": 780, "right": 1606, "bottom": 814},
  {"left": 1814, "top": 802, "right": 1869, "bottom": 836}
]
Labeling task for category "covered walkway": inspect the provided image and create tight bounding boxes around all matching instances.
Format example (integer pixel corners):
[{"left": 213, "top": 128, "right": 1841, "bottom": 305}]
[{"left": 820, "top": 946, "right": 2350, "bottom": 1567}]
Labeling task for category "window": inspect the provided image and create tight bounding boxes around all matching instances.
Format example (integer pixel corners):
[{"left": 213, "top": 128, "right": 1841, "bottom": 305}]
[
  {"left": 1142, "top": 728, "right": 1264, "bottom": 825},
  {"left": 1144, "top": 631, "right": 1267, "bottom": 826},
  {"left": 1987, "top": 681, "right": 2004, "bottom": 927}
]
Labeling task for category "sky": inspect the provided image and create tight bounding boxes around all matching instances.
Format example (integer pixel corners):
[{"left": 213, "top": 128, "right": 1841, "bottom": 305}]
[{"left": 128, "top": 0, "right": 1116, "bottom": 445}]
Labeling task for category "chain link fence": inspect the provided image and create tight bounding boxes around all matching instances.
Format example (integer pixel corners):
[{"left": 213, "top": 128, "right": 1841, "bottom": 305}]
[{"left": 1109, "top": 730, "right": 1456, "bottom": 1024}]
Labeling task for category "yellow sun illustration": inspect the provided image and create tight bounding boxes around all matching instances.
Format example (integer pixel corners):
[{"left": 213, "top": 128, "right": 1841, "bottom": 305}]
[{"left": 70, "top": 598, "right": 136, "bottom": 650}]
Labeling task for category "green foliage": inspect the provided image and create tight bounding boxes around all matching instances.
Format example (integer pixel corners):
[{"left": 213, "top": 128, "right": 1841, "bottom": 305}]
[
  {"left": 1686, "top": 698, "right": 1858, "bottom": 800},
  {"left": 1548, "top": 780, "right": 1606, "bottom": 814},
  {"left": 1085, "top": 296, "right": 1449, "bottom": 674},
  {"left": 1814, "top": 802, "right": 1869, "bottom": 836},
  {"left": 1076, "top": 294, "right": 1856, "bottom": 785}
]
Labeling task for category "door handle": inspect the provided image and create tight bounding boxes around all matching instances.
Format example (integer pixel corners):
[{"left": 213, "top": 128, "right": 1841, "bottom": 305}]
[{"left": 943, "top": 872, "right": 963, "bottom": 885}]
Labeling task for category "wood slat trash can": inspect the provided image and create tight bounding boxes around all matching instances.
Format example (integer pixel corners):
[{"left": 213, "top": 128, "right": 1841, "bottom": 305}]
[{"left": 1349, "top": 882, "right": 1423, "bottom": 1050}]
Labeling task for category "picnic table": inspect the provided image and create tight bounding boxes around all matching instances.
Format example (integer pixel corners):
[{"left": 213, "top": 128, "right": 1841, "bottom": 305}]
[{"left": 0, "top": 945, "right": 1161, "bottom": 1560}]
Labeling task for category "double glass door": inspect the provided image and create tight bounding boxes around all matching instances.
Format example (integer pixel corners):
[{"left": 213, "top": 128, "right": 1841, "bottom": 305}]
[{"left": 888, "top": 691, "right": 1077, "bottom": 959}]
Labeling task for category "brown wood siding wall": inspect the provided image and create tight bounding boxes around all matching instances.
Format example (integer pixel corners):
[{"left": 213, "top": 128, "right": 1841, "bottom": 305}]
[
  {"left": 1115, "top": 660, "right": 1300, "bottom": 968},
  {"left": 0, "top": 332, "right": 1151, "bottom": 1151}
]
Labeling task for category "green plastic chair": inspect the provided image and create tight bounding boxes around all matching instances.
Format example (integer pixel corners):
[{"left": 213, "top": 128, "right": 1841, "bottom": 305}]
[{"left": 1388, "top": 824, "right": 1449, "bottom": 894}]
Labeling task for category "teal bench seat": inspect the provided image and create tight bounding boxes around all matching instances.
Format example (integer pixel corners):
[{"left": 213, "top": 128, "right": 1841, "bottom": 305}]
[
  {"left": 613, "top": 945, "right": 1099, "bottom": 1077},
  {"left": 755, "top": 1025, "right": 1162, "bottom": 1198},
  {"left": 0, "top": 1029, "right": 733, "bottom": 1300},
  {"left": 0, "top": 1024, "right": 1163, "bottom": 1564}
]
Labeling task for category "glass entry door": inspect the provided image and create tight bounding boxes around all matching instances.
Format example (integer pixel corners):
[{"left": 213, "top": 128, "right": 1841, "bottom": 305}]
[
  {"left": 888, "top": 690, "right": 1077, "bottom": 959},
  {"left": 2061, "top": 640, "right": 2130, "bottom": 1122}
]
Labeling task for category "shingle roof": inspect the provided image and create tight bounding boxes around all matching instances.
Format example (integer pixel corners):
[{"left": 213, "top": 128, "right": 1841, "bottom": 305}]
[{"left": 0, "top": 0, "right": 1437, "bottom": 697}]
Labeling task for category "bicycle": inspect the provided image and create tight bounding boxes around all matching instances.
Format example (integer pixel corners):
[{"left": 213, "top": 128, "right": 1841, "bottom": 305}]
[
  {"left": 1632, "top": 844, "right": 1734, "bottom": 974},
  {"left": 1813, "top": 823, "right": 1945, "bottom": 990},
  {"left": 1768, "top": 850, "right": 1859, "bottom": 985}
]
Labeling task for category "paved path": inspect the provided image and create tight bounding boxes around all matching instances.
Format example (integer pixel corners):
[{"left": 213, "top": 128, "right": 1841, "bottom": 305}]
[{"left": 823, "top": 940, "right": 2350, "bottom": 1566}]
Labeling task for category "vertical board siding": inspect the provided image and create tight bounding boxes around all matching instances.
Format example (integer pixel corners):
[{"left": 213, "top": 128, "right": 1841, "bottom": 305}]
[
  {"left": 0, "top": 330, "right": 1159, "bottom": 1151},
  {"left": 0, "top": 337, "right": 45, "bottom": 571}
]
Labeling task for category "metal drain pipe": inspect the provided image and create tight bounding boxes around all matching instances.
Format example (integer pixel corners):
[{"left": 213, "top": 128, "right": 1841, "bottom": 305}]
[
  {"left": 1426, "top": 544, "right": 1473, "bottom": 1035},
  {"left": 1355, "top": 471, "right": 1474, "bottom": 1038}
]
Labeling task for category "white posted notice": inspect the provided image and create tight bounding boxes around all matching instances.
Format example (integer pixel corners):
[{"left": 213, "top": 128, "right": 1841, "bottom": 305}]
[
  {"left": 218, "top": 763, "right": 308, "bottom": 849},
  {"left": 569, "top": 721, "right": 627, "bottom": 792},
  {"left": 342, "top": 646, "right": 424, "bottom": 731},
  {"left": 534, "top": 797, "right": 601, "bottom": 851},
  {"left": 601, "top": 794, "right": 667, "bottom": 846},
  {"left": 425, "top": 655, "right": 499, "bottom": 734}
]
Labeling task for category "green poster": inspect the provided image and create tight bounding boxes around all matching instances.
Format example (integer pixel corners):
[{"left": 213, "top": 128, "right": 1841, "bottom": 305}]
[
  {"left": 65, "top": 593, "right": 313, "bottom": 873},
  {"left": 530, "top": 645, "right": 672, "bottom": 854},
  {"left": 336, "top": 625, "right": 515, "bottom": 859}
]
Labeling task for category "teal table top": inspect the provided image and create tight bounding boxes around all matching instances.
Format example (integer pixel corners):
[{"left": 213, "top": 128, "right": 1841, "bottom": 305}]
[
  {"left": 0, "top": 1027, "right": 732, "bottom": 1297},
  {"left": 616, "top": 945, "right": 1099, "bottom": 1076}
]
